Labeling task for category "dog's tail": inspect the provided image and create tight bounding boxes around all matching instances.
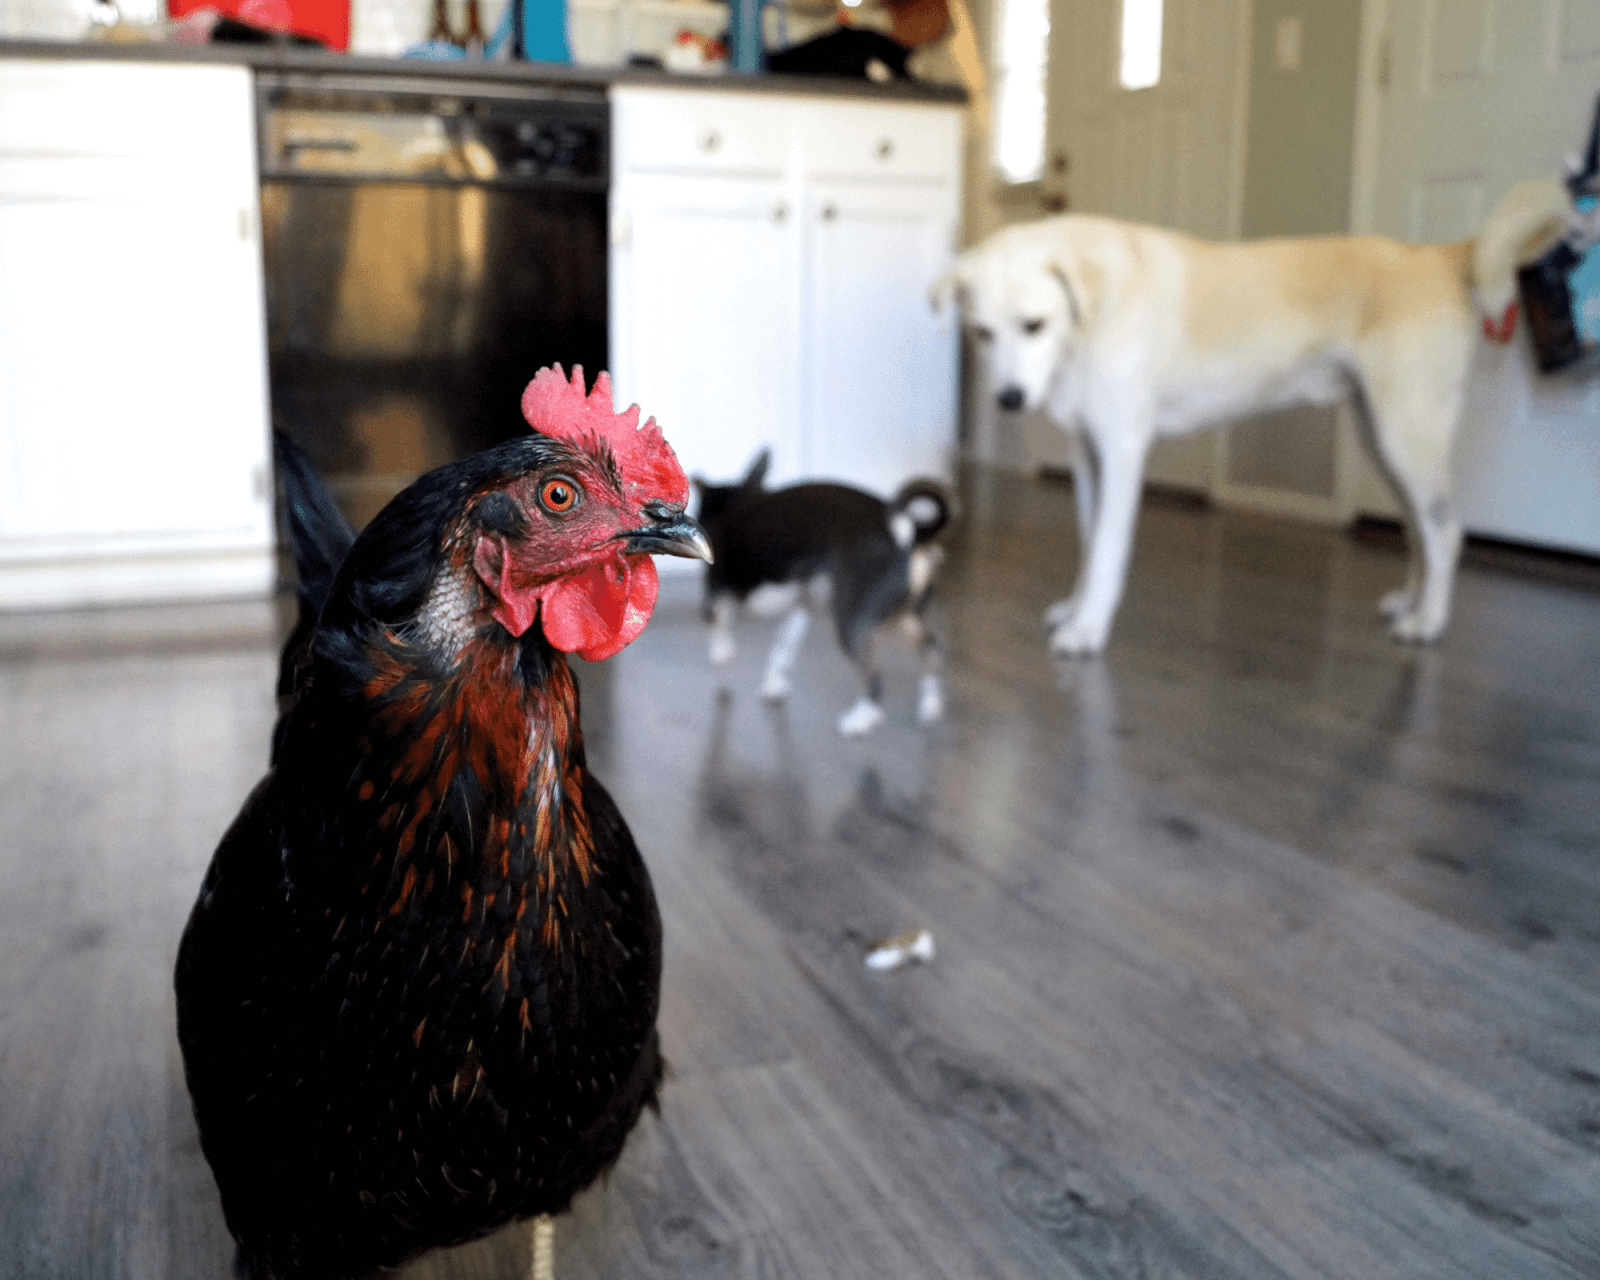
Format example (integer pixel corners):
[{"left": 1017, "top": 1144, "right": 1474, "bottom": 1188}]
[
  {"left": 890, "top": 478, "right": 955, "bottom": 549},
  {"left": 1469, "top": 179, "right": 1571, "bottom": 329}
]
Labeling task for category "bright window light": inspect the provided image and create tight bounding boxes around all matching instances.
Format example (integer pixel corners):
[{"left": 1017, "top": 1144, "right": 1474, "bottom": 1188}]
[
  {"left": 1119, "top": 0, "right": 1163, "bottom": 90},
  {"left": 992, "top": 0, "right": 1050, "bottom": 183}
]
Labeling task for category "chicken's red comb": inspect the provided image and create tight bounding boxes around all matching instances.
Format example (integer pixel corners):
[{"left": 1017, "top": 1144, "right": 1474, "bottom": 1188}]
[{"left": 520, "top": 365, "right": 688, "bottom": 506}]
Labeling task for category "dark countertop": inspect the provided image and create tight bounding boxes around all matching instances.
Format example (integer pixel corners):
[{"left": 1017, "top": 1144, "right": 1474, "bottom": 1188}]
[{"left": 0, "top": 37, "right": 966, "bottom": 104}]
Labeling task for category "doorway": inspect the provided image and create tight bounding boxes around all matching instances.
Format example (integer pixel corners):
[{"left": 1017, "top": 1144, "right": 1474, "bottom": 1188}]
[{"left": 1349, "top": 0, "right": 1600, "bottom": 553}]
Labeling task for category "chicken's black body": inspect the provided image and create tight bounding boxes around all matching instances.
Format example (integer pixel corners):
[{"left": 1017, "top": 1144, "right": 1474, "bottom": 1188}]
[{"left": 176, "top": 435, "right": 665, "bottom": 1279}]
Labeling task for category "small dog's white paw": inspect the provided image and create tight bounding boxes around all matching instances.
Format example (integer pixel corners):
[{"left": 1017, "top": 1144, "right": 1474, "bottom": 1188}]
[
  {"left": 837, "top": 698, "right": 885, "bottom": 737},
  {"left": 708, "top": 631, "right": 736, "bottom": 666},
  {"left": 1377, "top": 587, "right": 1417, "bottom": 621},
  {"left": 760, "top": 672, "right": 792, "bottom": 701},
  {"left": 1048, "top": 616, "right": 1110, "bottom": 658},
  {"left": 916, "top": 674, "right": 944, "bottom": 725},
  {"left": 1043, "top": 597, "right": 1078, "bottom": 628},
  {"left": 1387, "top": 607, "right": 1445, "bottom": 645}
]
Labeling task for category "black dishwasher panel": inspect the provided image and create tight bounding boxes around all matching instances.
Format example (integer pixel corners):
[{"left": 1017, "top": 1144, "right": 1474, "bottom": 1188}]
[{"left": 258, "top": 74, "right": 609, "bottom": 530}]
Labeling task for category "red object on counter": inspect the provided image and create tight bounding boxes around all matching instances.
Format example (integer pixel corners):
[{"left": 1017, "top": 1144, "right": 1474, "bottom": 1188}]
[
  {"left": 1482, "top": 300, "right": 1518, "bottom": 343},
  {"left": 167, "top": 0, "right": 349, "bottom": 51}
]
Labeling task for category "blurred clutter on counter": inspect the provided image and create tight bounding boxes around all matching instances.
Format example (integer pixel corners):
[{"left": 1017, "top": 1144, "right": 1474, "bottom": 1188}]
[{"left": 5, "top": 0, "right": 972, "bottom": 86}]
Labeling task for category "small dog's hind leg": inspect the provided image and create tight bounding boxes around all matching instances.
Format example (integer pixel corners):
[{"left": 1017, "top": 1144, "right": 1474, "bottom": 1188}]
[
  {"left": 838, "top": 636, "right": 886, "bottom": 737},
  {"left": 907, "top": 613, "right": 944, "bottom": 725},
  {"left": 761, "top": 605, "right": 809, "bottom": 700}
]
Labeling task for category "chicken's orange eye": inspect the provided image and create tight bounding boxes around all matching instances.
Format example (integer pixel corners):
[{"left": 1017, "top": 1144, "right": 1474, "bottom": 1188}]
[{"left": 539, "top": 477, "right": 580, "bottom": 514}]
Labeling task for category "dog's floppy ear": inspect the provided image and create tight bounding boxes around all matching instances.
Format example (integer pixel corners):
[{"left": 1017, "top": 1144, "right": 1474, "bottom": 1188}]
[
  {"left": 742, "top": 448, "right": 771, "bottom": 493},
  {"left": 1047, "top": 252, "right": 1103, "bottom": 334},
  {"left": 928, "top": 261, "right": 970, "bottom": 331}
]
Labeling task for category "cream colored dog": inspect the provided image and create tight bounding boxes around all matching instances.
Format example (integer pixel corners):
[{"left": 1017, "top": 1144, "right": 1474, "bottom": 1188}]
[{"left": 933, "top": 183, "right": 1571, "bottom": 655}]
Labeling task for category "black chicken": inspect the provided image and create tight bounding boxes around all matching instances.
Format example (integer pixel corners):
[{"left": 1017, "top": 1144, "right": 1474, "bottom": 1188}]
[{"left": 175, "top": 367, "right": 710, "bottom": 1279}]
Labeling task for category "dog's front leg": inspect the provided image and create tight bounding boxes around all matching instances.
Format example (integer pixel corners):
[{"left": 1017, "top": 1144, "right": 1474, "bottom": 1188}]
[
  {"left": 1044, "top": 428, "right": 1100, "bottom": 629},
  {"left": 1048, "top": 428, "right": 1150, "bottom": 657}
]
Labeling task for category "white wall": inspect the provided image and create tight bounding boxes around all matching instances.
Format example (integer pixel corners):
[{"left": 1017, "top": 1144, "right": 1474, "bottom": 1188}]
[{"left": 2, "top": 0, "right": 158, "bottom": 39}]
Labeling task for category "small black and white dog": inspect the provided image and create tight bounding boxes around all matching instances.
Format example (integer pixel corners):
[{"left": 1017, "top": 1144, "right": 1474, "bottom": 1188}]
[{"left": 695, "top": 450, "right": 954, "bottom": 736}]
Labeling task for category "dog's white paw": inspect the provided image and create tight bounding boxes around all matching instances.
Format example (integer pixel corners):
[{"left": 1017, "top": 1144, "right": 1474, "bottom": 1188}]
[
  {"left": 708, "top": 631, "right": 736, "bottom": 666},
  {"left": 1048, "top": 616, "right": 1110, "bottom": 658},
  {"left": 837, "top": 698, "right": 885, "bottom": 737},
  {"left": 1043, "top": 597, "right": 1078, "bottom": 628},
  {"left": 760, "top": 672, "right": 792, "bottom": 701},
  {"left": 916, "top": 674, "right": 944, "bottom": 725},
  {"left": 1377, "top": 587, "right": 1417, "bottom": 621}
]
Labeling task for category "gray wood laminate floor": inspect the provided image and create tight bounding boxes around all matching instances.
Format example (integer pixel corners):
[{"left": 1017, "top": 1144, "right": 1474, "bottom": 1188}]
[{"left": 4, "top": 467, "right": 1599, "bottom": 1279}]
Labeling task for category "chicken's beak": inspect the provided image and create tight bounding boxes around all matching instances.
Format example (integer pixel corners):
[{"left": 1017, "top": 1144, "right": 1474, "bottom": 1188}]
[{"left": 621, "top": 503, "right": 714, "bottom": 563}]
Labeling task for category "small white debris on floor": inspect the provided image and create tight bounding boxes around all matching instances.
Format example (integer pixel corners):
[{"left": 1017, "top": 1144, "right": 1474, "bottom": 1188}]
[{"left": 864, "top": 929, "right": 935, "bottom": 971}]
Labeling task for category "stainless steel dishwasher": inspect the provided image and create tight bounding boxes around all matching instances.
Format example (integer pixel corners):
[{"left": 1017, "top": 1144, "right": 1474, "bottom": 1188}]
[{"left": 257, "top": 73, "right": 609, "bottom": 529}]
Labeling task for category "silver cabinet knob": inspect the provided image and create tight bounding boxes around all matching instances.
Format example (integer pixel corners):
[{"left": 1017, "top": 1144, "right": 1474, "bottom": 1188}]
[
  {"left": 821, "top": 204, "right": 838, "bottom": 222},
  {"left": 772, "top": 201, "right": 789, "bottom": 223},
  {"left": 701, "top": 128, "right": 722, "bottom": 152},
  {"left": 876, "top": 137, "right": 895, "bottom": 160}
]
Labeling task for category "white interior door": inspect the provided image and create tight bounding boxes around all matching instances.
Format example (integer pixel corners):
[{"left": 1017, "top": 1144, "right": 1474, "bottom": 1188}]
[
  {"left": 1001, "top": 0, "right": 1251, "bottom": 491},
  {"left": 1048, "top": 0, "right": 1249, "bottom": 238},
  {"left": 1350, "top": 0, "right": 1600, "bottom": 553}
]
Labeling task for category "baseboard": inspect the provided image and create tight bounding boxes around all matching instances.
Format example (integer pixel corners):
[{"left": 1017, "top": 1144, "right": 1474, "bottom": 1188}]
[
  {"left": 1351, "top": 515, "right": 1600, "bottom": 592},
  {"left": 0, "top": 546, "right": 277, "bottom": 612}
]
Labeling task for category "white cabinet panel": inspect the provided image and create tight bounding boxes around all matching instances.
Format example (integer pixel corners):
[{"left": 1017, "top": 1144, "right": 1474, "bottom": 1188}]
[
  {"left": 610, "top": 86, "right": 963, "bottom": 504},
  {"left": 0, "top": 197, "right": 266, "bottom": 549},
  {"left": 802, "top": 180, "right": 958, "bottom": 491},
  {"left": 0, "top": 60, "right": 273, "bottom": 609},
  {"left": 612, "top": 89, "right": 791, "bottom": 176},
  {"left": 0, "top": 61, "right": 257, "bottom": 185},
  {"left": 797, "top": 101, "right": 962, "bottom": 182},
  {"left": 610, "top": 171, "right": 803, "bottom": 487}
]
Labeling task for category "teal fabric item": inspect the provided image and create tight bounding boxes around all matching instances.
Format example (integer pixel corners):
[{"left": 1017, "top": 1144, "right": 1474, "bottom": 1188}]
[{"left": 521, "top": 0, "right": 571, "bottom": 62}]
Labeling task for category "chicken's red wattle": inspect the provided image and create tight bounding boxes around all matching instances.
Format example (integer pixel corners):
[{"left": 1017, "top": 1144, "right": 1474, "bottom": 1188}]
[{"left": 537, "top": 553, "right": 659, "bottom": 661}]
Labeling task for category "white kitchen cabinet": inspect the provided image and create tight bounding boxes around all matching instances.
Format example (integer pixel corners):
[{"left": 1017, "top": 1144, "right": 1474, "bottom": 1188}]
[
  {"left": 0, "top": 59, "right": 274, "bottom": 610},
  {"left": 609, "top": 171, "right": 804, "bottom": 486},
  {"left": 802, "top": 179, "right": 958, "bottom": 492},
  {"left": 609, "top": 86, "right": 962, "bottom": 499}
]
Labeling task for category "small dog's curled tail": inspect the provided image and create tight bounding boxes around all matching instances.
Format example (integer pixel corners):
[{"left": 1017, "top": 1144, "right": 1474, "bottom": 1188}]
[{"left": 890, "top": 479, "right": 955, "bottom": 549}]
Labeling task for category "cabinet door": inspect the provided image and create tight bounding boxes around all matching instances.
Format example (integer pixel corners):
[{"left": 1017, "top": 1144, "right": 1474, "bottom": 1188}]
[
  {"left": 610, "top": 172, "right": 803, "bottom": 490},
  {"left": 0, "top": 190, "right": 269, "bottom": 554},
  {"left": 801, "top": 180, "right": 959, "bottom": 495},
  {"left": 0, "top": 62, "right": 272, "bottom": 607}
]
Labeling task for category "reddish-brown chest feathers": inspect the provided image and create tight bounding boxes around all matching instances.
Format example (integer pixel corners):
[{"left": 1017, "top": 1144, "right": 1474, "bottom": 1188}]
[{"left": 357, "top": 632, "right": 593, "bottom": 953}]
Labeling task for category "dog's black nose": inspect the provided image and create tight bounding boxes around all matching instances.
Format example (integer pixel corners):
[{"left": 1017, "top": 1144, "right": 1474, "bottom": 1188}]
[{"left": 997, "top": 387, "right": 1025, "bottom": 412}]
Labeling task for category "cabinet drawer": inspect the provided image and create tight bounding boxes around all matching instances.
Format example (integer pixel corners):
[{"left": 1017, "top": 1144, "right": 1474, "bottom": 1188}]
[
  {"left": 612, "top": 88, "right": 790, "bottom": 176},
  {"left": 797, "top": 102, "right": 961, "bottom": 182},
  {"left": 0, "top": 60, "right": 254, "bottom": 172}
]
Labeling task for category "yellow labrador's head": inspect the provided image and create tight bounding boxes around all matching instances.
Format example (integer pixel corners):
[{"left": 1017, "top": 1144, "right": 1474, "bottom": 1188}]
[{"left": 931, "top": 220, "right": 1101, "bottom": 414}]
